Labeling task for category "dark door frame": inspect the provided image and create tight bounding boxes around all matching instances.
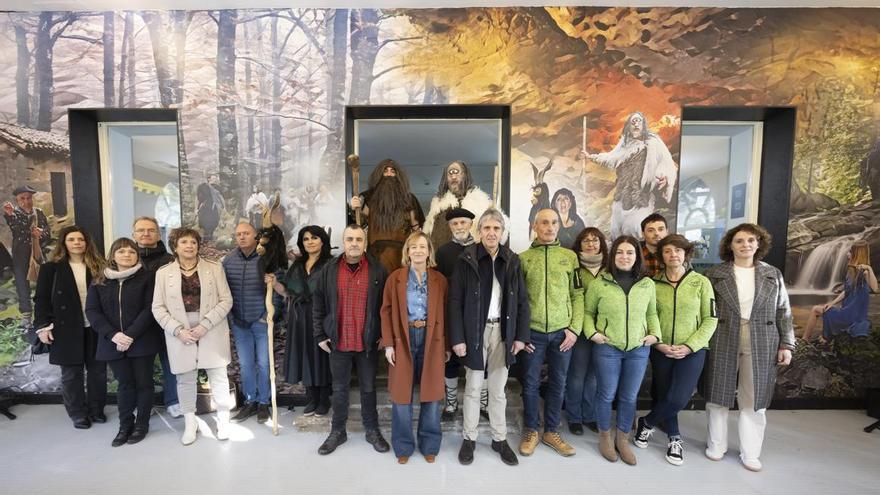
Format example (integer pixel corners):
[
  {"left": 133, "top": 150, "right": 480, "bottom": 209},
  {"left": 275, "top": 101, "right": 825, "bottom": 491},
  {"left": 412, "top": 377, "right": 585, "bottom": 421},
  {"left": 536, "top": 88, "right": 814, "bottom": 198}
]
[
  {"left": 344, "top": 104, "right": 512, "bottom": 219},
  {"left": 68, "top": 108, "right": 179, "bottom": 253},
  {"left": 680, "top": 106, "right": 797, "bottom": 271}
]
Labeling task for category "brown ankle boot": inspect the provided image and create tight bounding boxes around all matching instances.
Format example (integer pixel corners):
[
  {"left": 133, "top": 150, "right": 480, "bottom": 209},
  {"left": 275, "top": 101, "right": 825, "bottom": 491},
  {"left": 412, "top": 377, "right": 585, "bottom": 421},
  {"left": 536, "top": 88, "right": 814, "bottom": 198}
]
[
  {"left": 599, "top": 429, "right": 618, "bottom": 462},
  {"left": 616, "top": 429, "right": 637, "bottom": 465}
]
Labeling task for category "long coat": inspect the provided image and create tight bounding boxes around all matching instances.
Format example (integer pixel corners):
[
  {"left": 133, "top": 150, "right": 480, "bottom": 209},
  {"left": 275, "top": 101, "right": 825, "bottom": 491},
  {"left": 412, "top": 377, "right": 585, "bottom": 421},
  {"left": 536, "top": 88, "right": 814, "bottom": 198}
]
[
  {"left": 33, "top": 260, "right": 94, "bottom": 366},
  {"left": 152, "top": 258, "right": 233, "bottom": 374},
  {"left": 702, "top": 261, "right": 795, "bottom": 410},
  {"left": 380, "top": 267, "right": 448, "bottom": 404},
  {"left": 447, "top": 244, "right": 531, "bottom": 370},
  {"left": 85, "top": 267, "right": 163, "bottom": 361}
]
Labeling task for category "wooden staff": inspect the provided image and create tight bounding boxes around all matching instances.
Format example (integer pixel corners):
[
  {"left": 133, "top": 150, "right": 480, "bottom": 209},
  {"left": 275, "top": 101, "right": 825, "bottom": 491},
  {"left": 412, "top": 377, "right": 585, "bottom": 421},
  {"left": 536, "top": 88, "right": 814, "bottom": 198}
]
[
  {"left": 492, "top": 164, "right": 501, "bottom": 208},
  {"left": 265, "top": 283, "right": 279, "bottom": 435},
  {"left": 347, "top": 154, "right": 362, "bottom": 225}
]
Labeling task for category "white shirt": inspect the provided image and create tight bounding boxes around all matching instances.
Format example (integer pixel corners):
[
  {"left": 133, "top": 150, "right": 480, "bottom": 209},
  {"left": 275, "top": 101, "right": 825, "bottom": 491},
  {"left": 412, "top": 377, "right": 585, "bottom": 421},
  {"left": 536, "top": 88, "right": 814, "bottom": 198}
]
[
  {"left": 733, "top": 265, "right": 756, "bottom": 320},
  {"left": 487, "top": 256, "right": 502, "bottom": 320},
  {"left": 69, "top": 261, "right": 90, "bottom": 327}
]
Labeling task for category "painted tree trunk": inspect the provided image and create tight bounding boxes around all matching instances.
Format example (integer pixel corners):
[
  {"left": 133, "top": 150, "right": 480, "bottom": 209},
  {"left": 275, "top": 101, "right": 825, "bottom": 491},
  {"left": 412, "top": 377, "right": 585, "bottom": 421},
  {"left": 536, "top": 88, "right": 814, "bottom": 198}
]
[
  {"left": 348, "top": 9, "right": 379, "bottom": 106},
  {"left": 103, "top": 12, "right": 115, "bottom": 108},
  {"left": 319, "top": 9, "right": 348, "bottom": 173},
  {"left": 33, "top": 13, "right": 54, "bottom": 131},
  {"left": 14, "top": 24, "right": 30, "bottom": 126},
  {"left": 216, "top": 10, "right": 241, "bottom": 214}
]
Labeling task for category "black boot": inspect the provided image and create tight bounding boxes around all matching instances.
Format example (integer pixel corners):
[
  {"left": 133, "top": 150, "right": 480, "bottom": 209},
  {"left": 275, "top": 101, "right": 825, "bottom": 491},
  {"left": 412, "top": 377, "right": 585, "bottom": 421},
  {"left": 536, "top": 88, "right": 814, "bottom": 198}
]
[
  {"left": 303, "top": 386, "right": 319, "bottom": 417},
  {"left": 458, "top": 439, "right": 476, "bottom": 465},
  {"left": 318, "top": 430, "right": 347, "bottom": 455}
]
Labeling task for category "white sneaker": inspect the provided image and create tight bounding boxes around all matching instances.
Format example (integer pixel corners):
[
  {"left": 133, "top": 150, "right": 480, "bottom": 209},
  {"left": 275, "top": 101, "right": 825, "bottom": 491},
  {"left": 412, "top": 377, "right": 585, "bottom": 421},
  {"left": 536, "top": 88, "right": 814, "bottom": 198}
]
[
  {"left": 166, "top": 403, "right": 182, "bottom": 418},
  {"left": 741, "top": 457, "right": 762, "bottom": 472},
  {"left": 705, "top": 446, "right": 725, "bottom": 461},
  {"left": 181, "top": 413, "right": 198, "bottom": 446},
  {"left": 216, "top": 411, "right": 230, "bottom": 441}
]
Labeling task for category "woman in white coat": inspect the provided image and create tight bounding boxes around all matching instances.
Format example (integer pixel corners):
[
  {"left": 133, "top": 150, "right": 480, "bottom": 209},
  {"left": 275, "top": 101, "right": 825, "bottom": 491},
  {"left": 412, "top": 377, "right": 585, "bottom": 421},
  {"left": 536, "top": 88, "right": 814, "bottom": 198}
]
[{"left": 152, "top": 227, "right": 234, "bottom": 445}]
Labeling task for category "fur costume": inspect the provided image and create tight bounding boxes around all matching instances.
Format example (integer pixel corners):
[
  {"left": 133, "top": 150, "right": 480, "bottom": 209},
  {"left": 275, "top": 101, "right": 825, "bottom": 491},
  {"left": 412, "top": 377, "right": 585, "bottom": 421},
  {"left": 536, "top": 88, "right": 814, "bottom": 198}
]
[{"left": 423, "top": 187, "right": 509, "bottom": 245}]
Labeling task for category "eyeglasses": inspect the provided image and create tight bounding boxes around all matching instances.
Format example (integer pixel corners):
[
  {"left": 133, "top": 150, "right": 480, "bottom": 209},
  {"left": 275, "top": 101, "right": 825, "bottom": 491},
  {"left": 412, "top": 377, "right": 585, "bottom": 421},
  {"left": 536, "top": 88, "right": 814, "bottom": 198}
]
[
  {"left": 134, "top": 229, "right": 158, "bottom": 235},
  {"left": 582, "top": 238, "right": 600, "bottom": 244}
]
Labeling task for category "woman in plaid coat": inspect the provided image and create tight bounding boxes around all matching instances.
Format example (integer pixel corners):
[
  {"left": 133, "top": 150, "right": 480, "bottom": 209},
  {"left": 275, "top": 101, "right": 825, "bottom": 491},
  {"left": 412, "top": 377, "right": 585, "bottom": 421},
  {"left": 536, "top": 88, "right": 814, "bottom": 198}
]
[{"left": 702, "top": 223, "right": 795, "bottom": 472}]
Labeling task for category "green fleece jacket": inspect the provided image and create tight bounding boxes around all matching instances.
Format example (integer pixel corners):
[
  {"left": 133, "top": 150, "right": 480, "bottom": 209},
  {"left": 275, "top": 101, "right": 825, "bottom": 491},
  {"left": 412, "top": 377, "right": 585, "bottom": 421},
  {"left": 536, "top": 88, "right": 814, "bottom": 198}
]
[
  {"left": 653, "top": 270, "right": 718, "bottom": 351},
  {"left": 583, "top": 271, "right": 661, "bottom": 351},
  {"left": 519, "top": 240, "right": 584, "bottom": 334}
]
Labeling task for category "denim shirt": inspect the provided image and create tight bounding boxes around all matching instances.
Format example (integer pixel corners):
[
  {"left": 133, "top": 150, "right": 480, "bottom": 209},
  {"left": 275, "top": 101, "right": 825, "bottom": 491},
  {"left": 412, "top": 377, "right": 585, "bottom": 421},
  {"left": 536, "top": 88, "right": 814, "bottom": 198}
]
[{"left": 407, "top": 267, "right": 428, "bottom": 322}]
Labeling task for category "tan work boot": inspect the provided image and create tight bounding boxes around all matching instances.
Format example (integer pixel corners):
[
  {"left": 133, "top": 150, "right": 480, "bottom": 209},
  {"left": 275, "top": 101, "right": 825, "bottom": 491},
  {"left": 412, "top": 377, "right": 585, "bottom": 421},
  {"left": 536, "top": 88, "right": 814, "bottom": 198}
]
[
  {"left": 519, "top": 428, "right": 540, "bottom": 456},
  {"left": 599, "top": 429, "right": 618, "bottom": 462},
  {"left": 616, "top": 429, "right": 637, "bottom": 465},
  {"left": 542, "top": 431, "right": 576, "bottom": 457}
]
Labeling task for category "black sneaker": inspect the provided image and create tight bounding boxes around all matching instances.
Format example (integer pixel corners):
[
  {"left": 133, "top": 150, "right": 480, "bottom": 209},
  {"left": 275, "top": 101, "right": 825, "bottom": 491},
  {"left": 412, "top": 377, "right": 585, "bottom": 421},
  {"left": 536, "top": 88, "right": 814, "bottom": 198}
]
[
  {"left": 302, "top": 400, "right": 318, "bottom": 417},
  {"left": 633, "top": 416, "right": 654, "bottom": 449},
  {"left": 492, "top": 439, "right": 519, "bottom": 466},
  {"left": 569, "top": 422, "right": 584, "bottom": 436},
  {"left": 89, "top": 412, "right": 107, "bottom": 424},
  {"left": 666, "top": 437, "right": 684, "bottom": 466},
  {"left": 232, "top": 402, "right": 258, "bottom": 423},
  {"left": 318, "top": 430, "right": 347, "bottom": 455},
  {"left": 365, "top": 429, "right": 390, "bottom": 453},
  {"left": 314, "top": 400, "right": 330, "bottom": 417},
  {"left": 256, "top": 404, "right": 270, "bottom": 424},
  {"left": 458, "top": 439, "right": 475, "bottom": 465}
]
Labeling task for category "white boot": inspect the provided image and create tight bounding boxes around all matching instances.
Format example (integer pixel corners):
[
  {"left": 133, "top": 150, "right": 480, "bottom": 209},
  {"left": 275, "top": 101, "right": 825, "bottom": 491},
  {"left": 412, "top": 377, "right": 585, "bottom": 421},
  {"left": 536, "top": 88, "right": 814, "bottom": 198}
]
[
  {"left": 181, "top": 413, "right": 198, "bottom": 446},
  {"left": 216, "top": 410, "right": 230, "bottom": 441}
]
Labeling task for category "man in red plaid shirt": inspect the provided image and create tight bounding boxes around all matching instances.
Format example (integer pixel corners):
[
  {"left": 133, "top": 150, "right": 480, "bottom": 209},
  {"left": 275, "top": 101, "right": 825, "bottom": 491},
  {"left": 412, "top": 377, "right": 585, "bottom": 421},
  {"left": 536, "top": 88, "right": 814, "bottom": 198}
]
[
  {"left": 313, "top": 224, "right": 389, "bottom": 455},
  {"left": 640, "top": 213, "right": 668, "bottom": 278}
]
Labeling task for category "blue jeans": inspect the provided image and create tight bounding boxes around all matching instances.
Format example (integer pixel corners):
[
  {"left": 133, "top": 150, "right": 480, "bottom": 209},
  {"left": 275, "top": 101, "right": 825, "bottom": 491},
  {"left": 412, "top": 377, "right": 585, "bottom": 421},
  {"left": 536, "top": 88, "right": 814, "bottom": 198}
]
[
  {"left": 565, "top": 335, "right": 597, "bottom": 424},
  {"left": 158, "top": 347, "right": 179, "bottom": 406},
  {"left": 521, "top": 329, "right": 573, "bottom": 432},
  {"left": 392, "top": 326, "right": 442, "bottom": 457},
  {"left": 232, "top": 320, "right": 271, "bottom": 404},
  {"left": 644, "top": 348, "right": 707, "bottom": 437},
  {"left": 594, "top": 344, "right": 650, "bottom": 434}
]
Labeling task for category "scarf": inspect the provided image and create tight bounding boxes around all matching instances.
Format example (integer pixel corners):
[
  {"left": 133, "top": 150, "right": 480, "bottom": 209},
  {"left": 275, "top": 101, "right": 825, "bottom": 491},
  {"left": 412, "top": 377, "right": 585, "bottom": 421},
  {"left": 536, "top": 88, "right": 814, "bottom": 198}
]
[
  {"left": 578, "top": 253, "right": 604, "bottom": 276},
  {"left": 453, "top": 233, "right": 475, "bottom": 247},
  {"left": 104, "top": 263, "right": 142, "bottom": 280}
]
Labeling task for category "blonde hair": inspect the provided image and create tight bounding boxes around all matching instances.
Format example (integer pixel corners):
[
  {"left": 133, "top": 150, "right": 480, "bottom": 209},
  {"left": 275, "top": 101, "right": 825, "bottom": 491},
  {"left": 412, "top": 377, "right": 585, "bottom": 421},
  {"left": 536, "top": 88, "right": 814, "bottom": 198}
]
[
  {"left": 401, "top": 231, "right": 436, "bottom": 268},
  {"left": 849, "top": 240, "right": 870, "bottom": 267}
]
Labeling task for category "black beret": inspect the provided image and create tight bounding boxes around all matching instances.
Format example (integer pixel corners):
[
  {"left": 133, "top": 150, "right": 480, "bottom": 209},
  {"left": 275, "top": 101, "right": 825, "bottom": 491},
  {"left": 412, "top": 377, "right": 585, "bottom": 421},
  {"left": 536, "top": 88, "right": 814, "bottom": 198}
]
[
  {"left": 12, "top": 185, "right": 36, "bottom": 196},
  {"left": 445, "top": 208, "right": 475, "bottom": 221}
]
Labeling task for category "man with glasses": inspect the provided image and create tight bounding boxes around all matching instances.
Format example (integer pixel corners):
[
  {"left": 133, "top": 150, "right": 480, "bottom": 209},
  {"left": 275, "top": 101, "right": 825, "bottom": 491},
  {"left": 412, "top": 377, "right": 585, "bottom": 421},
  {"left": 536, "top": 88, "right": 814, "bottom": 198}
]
[{"left": 133, "top": 216, "right": 179, "bottom": 417}]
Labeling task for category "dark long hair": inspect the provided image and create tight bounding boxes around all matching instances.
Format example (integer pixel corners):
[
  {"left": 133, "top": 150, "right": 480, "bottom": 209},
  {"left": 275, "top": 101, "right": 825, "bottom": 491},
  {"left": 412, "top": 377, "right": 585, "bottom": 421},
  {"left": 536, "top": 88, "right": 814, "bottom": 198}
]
[
  {"left": 551, "top": 188, "right": 583, "bottom": 226},
  {"left": 436, "top": 160, "right": 474, "bottom": 197},
  {"left": 607, "top": 235, "right": 644, "bottom": 279},
  {"left": 573, "top": 227, "right": 608, "bottom": 267},
  {"left": 293, "top": 225, "right": 332, "bottom": 269},
  {"left": 51, "top": 225, "right": 105, "bottom": 277}
]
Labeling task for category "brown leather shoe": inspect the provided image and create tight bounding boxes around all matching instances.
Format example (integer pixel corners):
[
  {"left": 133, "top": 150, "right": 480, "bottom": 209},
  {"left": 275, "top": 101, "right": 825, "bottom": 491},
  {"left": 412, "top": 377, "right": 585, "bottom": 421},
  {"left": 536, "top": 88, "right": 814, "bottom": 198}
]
[
  {"left": 397, "top": 456, "right": 409, "bottom": 464},
  {"left": 599, "top": 429, "right": 618, "bottom": 462},
  {"left": 542, "top": 431, "right": 576, "bottom": 457},
  {"left": 424, "top": 455, "right": 436, "bottom": 463},
  {"left": 616, "top": 429, "right": 637, "bottom": 465},
  {"left": 519, "top": 429, "right": 540, "bottom": 456}
]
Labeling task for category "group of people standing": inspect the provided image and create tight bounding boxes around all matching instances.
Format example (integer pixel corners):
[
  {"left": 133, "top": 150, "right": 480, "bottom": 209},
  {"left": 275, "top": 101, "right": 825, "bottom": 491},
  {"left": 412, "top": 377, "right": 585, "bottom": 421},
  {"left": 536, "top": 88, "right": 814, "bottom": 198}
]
[{"left": 23, "top": 157, "right": 805, "bottom": 473}]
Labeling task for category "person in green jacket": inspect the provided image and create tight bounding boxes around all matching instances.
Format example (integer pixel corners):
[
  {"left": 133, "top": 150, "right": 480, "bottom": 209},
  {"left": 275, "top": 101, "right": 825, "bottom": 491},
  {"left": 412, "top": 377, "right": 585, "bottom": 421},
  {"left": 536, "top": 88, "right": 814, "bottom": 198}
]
[
  {"left": 564, "top": 227, "right": 608, "bottom": 436},
  {"left": 633, "top": 234, "right": 718, "bottom": 466},
  {"left": 518, "top": 209, "right": 584, "bottom": 458},
  {"left": 584, "top": 235, "right": 660, "bottom": 466}
]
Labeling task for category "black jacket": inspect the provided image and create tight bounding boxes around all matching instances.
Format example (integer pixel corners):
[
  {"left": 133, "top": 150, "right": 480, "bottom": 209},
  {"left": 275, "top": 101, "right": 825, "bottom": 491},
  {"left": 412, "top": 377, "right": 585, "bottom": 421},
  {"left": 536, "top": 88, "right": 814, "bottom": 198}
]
[
  {"left": 312, "top": 254, "right": 388, "bottom": 353},
  {"left": 139, "top": 242, "right": 174, "bottom": 272},
  {"left": 33, "top": 261, "right": 93, "bottom": 366},
  {"left": 85, "top": 267, "right": 163, "bottom": 361},
  {"left": 447, "top": 243, "right": 530, "bottom": 370},
  {"left": 435, "top": 241, "right": 466, "bottom": 279}
]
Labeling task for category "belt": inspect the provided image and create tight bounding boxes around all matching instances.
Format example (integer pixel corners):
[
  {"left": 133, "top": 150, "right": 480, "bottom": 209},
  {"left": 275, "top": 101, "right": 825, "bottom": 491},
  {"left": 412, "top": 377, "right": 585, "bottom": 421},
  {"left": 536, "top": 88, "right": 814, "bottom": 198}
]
[
  {"left": 409, "top": 319, "right": 427, "bottom": 328},
  {"left": 486, "top": 317, "right": 500, "bottom": 324}
]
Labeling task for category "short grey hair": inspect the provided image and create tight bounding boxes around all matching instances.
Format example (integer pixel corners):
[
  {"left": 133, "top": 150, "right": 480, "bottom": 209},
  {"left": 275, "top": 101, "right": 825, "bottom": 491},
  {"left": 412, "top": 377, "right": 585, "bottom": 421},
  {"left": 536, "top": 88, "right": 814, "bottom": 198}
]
[
  {"left": 477, "top": 207, "right": 507, "bottom": 233},
  {"left": 132, "top": 216, "right": 159, "bottom": 229}
]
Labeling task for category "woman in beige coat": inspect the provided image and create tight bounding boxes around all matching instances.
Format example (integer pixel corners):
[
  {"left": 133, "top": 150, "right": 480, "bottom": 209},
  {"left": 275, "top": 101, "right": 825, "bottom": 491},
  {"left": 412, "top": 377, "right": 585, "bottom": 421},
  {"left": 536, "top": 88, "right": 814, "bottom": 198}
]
[{"left": 152, "top": 227, "right": 233, "bottom": 445}]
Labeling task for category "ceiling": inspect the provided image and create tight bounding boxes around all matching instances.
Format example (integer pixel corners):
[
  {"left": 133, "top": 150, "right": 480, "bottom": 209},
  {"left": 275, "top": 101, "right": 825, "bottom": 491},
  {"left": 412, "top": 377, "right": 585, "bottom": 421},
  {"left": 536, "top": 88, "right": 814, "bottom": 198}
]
[{"left": 6, "top": 0, "right": 876, "bottom": 11}]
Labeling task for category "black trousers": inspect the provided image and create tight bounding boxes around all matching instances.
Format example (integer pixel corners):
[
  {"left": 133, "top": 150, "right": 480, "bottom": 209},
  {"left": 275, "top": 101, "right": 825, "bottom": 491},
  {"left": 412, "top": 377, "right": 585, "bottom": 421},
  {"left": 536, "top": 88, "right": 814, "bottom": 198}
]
[
  {"left": 60, "top": 345, "right": 108, "bottom": 420},
  {"left": 329, "top": 349, "right": 378, "bottom": 433},
  {"left": 109, "top": 354, "right": 156, "bottom": 429}
]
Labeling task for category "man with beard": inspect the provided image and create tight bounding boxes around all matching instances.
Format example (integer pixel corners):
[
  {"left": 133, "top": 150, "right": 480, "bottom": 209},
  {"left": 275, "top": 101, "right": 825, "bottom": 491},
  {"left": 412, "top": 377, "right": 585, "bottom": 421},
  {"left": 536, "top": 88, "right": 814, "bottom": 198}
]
[
  {"left": 3, "top": 185, "right": 50, "bottom": 330},
  {"left": 350, "top": 159, "right": 424, "bottom": 274},
  {"left": 583, "top": 112, "right": 678, "bottom": 239},
  {"left": 424, "top": 161, "right": 498, "bottom": 248},
  {"left": 197, "top": 172, "right": 225, "bottom": 242}
]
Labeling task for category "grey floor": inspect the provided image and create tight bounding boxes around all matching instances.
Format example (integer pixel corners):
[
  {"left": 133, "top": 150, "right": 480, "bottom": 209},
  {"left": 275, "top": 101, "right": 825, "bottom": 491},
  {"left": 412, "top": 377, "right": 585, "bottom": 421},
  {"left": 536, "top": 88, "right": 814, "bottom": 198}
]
[{"left": 2, "top": 405, "right": 878, "bottom": 495}]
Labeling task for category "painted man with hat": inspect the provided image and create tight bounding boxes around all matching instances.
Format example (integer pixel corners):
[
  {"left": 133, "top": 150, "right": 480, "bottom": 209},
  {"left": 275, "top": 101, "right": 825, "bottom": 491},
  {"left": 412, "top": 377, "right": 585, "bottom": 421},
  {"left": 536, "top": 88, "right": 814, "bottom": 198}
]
[{"left": 3, "top": 185, "right": 51, "bottom": 328}]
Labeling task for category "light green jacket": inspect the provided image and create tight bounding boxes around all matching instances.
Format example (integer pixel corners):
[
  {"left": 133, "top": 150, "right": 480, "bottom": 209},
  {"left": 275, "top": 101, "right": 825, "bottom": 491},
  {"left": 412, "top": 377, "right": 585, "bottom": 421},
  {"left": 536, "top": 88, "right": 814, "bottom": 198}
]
[
  {"left": 583, "top": 271, "right": 661, "bottom": 351},
  {"left": 653, "top": 270, "right": 718, "bottom": 351},
  {"left": 519, "top": 240, "right": 585, "bottom": 334}
]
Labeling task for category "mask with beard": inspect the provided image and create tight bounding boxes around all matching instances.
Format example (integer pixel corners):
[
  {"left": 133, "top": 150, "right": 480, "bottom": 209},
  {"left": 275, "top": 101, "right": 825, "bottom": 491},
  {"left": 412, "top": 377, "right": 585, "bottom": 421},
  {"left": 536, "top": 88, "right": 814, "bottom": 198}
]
[{"left": 367, "top": 175, "right": 411, "bottom": 233}]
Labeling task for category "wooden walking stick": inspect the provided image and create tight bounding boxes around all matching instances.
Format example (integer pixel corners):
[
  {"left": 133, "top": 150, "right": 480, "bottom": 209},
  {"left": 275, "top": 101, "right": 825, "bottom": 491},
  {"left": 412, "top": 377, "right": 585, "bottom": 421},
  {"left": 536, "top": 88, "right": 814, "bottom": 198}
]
[
  {"left": 256, "top": 194, "right": 288, "bottom": 436},
  {"left": 347, "top": 154, "right": 362, "bottom": 226}
]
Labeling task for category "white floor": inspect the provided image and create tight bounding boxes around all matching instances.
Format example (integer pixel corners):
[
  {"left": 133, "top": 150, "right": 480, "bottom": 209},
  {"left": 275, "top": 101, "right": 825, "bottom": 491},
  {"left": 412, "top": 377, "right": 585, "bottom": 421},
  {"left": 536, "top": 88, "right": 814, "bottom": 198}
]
[{"left": 2, "top": 405, "right": 879, "bottom": 495}]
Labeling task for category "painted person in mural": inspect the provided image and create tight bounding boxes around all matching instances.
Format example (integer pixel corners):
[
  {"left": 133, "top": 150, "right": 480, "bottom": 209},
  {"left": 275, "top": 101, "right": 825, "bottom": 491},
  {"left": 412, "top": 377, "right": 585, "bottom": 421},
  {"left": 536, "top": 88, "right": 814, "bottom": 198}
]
[
  {"left": 245, "top": 184, "right": 269, "bottom": 228},
  {"left": 702, "top": 223, "right": 794, "bottom": 472},
  {"left": 551, "top": 188, "right": 585, "bottom": 250},
  {"left": 3, "top": 185, "right": 51, "bottom": 328},
  {"left": 349, "top": 159, "right": 425, "bottom": 274},
  {"left": 196, "top": 172, "right": 225, "bottom": 242},
  {"left": 424, "top": 160, "right": 497, "bottom": 248},
  {"left": 801, "top": 240, "right": 878, "bottom": 343},
  {"left": 582, "top": 112, "right": 678, "bottom": 239}
]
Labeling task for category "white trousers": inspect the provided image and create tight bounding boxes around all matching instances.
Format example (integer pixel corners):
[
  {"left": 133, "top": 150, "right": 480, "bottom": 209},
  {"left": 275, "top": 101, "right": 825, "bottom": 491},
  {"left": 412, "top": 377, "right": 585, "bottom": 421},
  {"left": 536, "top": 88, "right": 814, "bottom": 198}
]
[
  {"left": 176, "top": 366, "right": 233, "bottom": 415},
  {"left": 463, "top": 322, "right": 508, "bottom": 441},
  {"left": 706, "top": 320, "right": 767, "bottom": 461}
]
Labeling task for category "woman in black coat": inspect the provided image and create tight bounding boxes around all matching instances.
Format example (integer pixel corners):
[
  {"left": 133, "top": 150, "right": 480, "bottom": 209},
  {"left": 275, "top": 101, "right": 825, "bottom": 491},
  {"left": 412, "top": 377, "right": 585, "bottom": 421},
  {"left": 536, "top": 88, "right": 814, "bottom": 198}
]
[
  {"left": 273, "top": 226, "right": 333, "bottom": 416},
  {"left": 86, "top": 237, "right": 163, "bottom": 446},
  {"left": 34, "top": 225, "right": 107, "bottom": 429}
]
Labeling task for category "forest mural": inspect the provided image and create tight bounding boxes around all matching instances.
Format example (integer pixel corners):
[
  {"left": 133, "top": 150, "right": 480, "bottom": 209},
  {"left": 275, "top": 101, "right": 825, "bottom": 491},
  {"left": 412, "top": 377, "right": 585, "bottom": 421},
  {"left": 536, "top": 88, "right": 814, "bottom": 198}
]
[{"left": 0, "top": 7, "right": 877, "bottom": 401}]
